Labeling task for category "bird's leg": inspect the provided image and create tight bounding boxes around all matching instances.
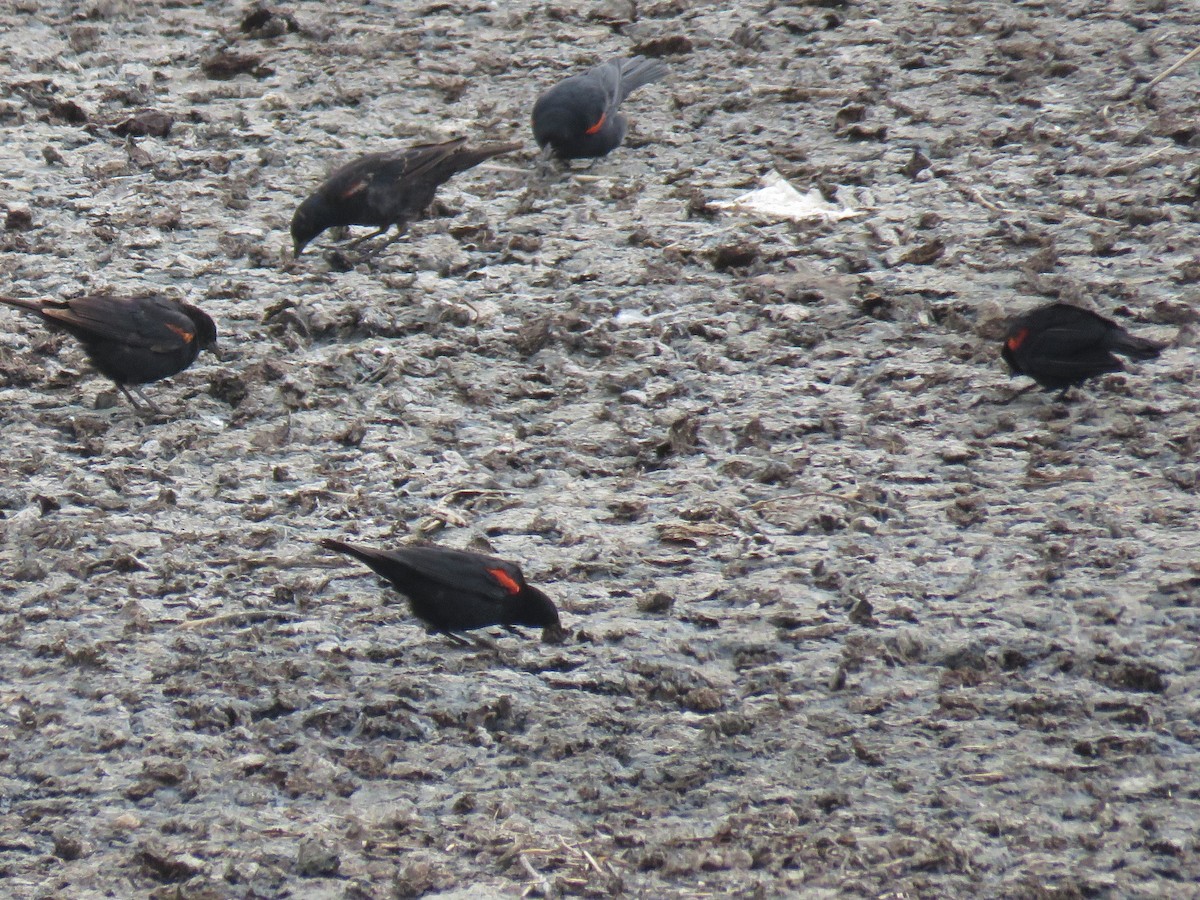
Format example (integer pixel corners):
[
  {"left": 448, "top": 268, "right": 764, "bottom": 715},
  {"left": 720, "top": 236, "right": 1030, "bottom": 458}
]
[
  {"left": 120, "top": 384, "right": 163, "bottom": 417},
  {"left": 346, "top": 226, "right": 390, "bottom": 250},
  {"left": 358, "top": 230, "right": 403, "bottom": 260},
  {"left": 1054, "top": 386, "right": 1074, "bottom": 402},
  {"left": 470, "top": 633, "right": 500, "bottom": 652},
  {"left": 994, "top": 383, "right": 1039, "bottom": 405},
  {"left": 439, "top": 632, "right": 501, "bottom": 653}
]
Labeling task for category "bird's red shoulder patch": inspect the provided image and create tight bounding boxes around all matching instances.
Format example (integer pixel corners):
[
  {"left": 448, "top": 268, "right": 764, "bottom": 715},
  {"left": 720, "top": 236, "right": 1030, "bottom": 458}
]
[
  {"left": 486, "top": 567, "right": 521, "bottom": 595},
  {"left": 165, "top": 323, "right": 195, "bottom": 343},
  {"left": 1006, "top": 327, "right": 1029, "bottom": 351},
  {"left": 340, "top": 179, "right": 369, "bottom": 200},
  {"left": 585, "top": 113, "right": 607, "bottom": 136}
]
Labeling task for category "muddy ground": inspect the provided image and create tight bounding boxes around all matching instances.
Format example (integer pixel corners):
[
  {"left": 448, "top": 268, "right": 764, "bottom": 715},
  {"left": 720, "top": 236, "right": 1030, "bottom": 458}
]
[{"left": 1, "top": 0, "right": 1199, "bottom": 897}]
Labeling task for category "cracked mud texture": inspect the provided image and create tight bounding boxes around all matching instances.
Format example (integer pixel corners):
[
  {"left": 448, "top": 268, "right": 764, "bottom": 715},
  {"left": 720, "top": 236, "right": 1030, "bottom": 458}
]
[{"left": 2, "top": 0, "right": 1200, "bottom": 898}]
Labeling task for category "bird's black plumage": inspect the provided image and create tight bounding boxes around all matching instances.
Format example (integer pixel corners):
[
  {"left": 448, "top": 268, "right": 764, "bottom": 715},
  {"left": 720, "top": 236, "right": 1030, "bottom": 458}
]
[
  {"left": 291, "top": 138, "right": 519, "bottom": 256},
  {"left": 1001, "top": 302, "right": 1165, "bottom": 399},
  {"left": 0, "top": 294, "right": 217, "bottom": 411},
  {"left": 320, "top": 538, "right": 561, "bottom": 640},
  {"left": 532, "top": 56, "right": 668, "bottom": 160}
]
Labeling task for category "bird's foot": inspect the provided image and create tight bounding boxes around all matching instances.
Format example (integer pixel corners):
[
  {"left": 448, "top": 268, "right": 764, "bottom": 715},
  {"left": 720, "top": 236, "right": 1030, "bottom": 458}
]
[
  {"left": 120, "top": 385, "right": 165, "bottom": 419},
  {"left": 993, "top": 384, "right": 1040, "bottom": 405}
]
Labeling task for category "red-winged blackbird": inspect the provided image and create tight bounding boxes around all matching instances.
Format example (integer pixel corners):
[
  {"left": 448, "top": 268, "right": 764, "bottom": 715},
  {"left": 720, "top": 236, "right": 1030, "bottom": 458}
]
[
  {"left": 320, "top": 538, "right": 562, "bottom": 644},
  {"left": 532, "top": 56, "right": 668, "bottom": 160},
  {"left": 291, "top": 137, "right": 520, "bottom": 256},
  {"left": 0, "top": 294, "right": 217, "bottom": 413},
  {"left": 1002, "top": 302, "right": 1165, "bottom": 400}
]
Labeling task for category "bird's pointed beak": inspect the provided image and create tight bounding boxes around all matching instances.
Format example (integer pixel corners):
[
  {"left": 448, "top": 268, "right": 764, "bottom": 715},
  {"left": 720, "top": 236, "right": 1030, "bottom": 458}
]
[{"left": 534, "top": 143, "right": 560, "bottom": 181}]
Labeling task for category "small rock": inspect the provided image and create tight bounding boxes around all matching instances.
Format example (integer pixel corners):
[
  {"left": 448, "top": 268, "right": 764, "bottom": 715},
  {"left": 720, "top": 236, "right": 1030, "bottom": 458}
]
[
  {"left": 138, "top": 842, "right": 205, "bottom": 883},
  {"left": 829, "top": 664, "right": 848, "bottom": 691},
  {"left": 394, "top": 860, "right": 446, "bottom": 898},
  {"left": 48, "top": 98, "right": 88, "bottom": 123},
  {"left": 902, "top": 147, "right": 931, "bottom": 178},
  {"left": 706, "top": 712, "right": 753, "bottom": 736},
  {"left": 588, "top": 0, "right": 636, "bottom": 25},
  {"left": 6, "top": 206, "right": 33, "bottom": 231},
  {"left": 682, "top": 687, "right": 724, "bottom": 713},
  {"left": 68, "top": 25, "right": 102, "bottom": 53},
  {"left": 938, "top": 441, "right": 977, "bottom": 463},
  {"left": 834, "top": 103, "right": 866, "bottom": 129},
  {"left": 142, "top": 759, "right": 188, "bottom": 784},
  {"left": 201, "top": 50, "right": 273, "bottom": 80},
  {"left": 848, "top": 597, "right": 877, "bottom": 626},
  {"left": 684, "top": 188, "right": 717, "bottom": 219},
  {"left": 633, "top": 35, "right": 693, "bottom": 57},
  {"left": 850, "top": 516, "right": 879, "bottom": 534},
  {"left": 297, "top": 838, "right": 340, "bottom": 877},
  {"left": 150, "top": 206, "right": 182, "bottom": 230},
  {"left": 710, "top": 241, "right": 759, "bottom": 271},
  {"left": 241, "top": 4, "right": 300, "bottom": 38},
  {"left": 841, "top": 123, "right": 888, "bottom": 141},
  {"left": 54, "top": 833, "right": 85, "bottom": 861},
  {"left": 112, "top": 108, "right": 174, "bottom": 138},
  {"left": 111, "top": 813, "right": 142, "bottom": 830},
  {"left": 637, "top": 591, "right": 674, "bottom": 613},
  {"left": 894, "top": 239, "right": 945, "bottom": 266},
  {"left": 1152, "top": 298, "right": 1199, "bottom": 325}
]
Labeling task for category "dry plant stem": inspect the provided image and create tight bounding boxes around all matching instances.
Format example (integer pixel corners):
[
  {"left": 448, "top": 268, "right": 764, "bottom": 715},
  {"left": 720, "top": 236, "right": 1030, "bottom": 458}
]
[{"left": 1146, "top": 43, "right": 1200, "bottom": 90}]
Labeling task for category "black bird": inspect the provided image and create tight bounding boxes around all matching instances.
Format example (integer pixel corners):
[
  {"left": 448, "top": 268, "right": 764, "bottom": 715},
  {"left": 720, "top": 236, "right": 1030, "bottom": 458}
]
[
  {"left": 0, "top": 294, "right": 217, "bottom": 413},
  {"left": 532, "top": 56, "right": 668, "bottom": 160},
  {"left": 291, "top": 137, "right": 520, "bottom": 256},
  {"left": 320, "top": 538, "right": 562, "bottom": 644},
  {"left": 1002, "top": 302, "right": 1165, "bottom": 400}
]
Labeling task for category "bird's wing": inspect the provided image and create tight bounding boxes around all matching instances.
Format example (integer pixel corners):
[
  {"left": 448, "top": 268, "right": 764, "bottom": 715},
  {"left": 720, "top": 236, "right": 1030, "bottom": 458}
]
[
  {"left": 40, "top": 296, "right": 198, "bottom": 352},
  {"left": 588, "top": 59, "right": 626, "bottom": 112},
  {"left": 1020, "top": 327, "right": 1123, "bottom": 378},
  {"left": 364, "top": 141, "right": 476, "bottom": 223},
  {"left": 387, "top": 545, "right": 523, "bottom": 604}
]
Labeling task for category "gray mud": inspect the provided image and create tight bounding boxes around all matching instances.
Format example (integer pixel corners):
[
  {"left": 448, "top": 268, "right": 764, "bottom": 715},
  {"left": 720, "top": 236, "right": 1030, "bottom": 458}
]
[{"left": 2, "top": 1, "right": 1200, "bottom": 897}]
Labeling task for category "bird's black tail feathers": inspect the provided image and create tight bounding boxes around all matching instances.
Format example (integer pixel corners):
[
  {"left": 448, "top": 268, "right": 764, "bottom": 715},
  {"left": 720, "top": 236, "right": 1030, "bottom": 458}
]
[{"left": 617, "top": 56, "right": 669, "bottom": 103}]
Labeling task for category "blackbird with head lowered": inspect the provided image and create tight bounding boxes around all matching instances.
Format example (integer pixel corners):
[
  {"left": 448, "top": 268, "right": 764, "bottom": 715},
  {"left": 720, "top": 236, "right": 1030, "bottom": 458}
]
[
  {"left": 290, "top": 137, "right": 520, "bottom": 257},
  {"left": 0, "top": 293, "right": 217, "bottom": 413},
  {"left": 320, "top": 538, "right": 563, "bottom": 644},
  {"left": 1001, "top": 302, "right": 1165, "bottom": 400},
  {"left": 532, "top": 55, "right": 668, "bottom": 160}
]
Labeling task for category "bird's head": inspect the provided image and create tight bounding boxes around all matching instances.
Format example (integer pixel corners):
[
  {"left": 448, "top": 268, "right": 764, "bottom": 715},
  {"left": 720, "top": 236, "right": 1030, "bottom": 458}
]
[
  {"left": 290, "top": 194, "right": 330, "bottom": 257},
  {"left": 184, "top": 304, "right": 219, "bottom": 352},
  {"left": 519, "top": 584, "right": 562, "bottom": 633},
  {"left": 1000, "top": 327, "right": 1028, "bottom": 376}
]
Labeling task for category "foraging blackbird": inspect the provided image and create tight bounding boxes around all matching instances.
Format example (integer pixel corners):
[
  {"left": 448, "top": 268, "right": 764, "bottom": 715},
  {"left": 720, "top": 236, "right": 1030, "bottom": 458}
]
[
  {"left": 0, "top": 294, "right": 217, "bottom": 412},
  {"left": 290, "top": 137, "right": 520, "bottom": 256},
  {"left": 1002, "top": 302, "right": 1165, "bottom": 400},
  {"left": 532, "top": 55, "right": 668, "bottom": 160},
  {"left": 320, "top": 538, "right": 562, "bottom": 643}
]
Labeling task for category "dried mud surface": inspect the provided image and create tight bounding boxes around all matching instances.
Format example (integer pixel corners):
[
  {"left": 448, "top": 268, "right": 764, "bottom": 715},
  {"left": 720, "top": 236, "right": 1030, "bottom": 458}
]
[{"left": 2, "top": 1, "right": 1200, "bottom": 898}]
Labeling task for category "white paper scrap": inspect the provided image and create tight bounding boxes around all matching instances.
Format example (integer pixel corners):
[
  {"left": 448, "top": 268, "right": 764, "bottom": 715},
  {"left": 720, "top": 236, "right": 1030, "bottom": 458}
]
[{"left": 713, "top": 172, "right": 860, "bottom": 223}]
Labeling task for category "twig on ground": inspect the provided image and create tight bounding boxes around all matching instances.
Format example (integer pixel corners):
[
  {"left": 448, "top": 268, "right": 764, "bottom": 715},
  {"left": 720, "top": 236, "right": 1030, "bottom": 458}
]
[{"left": 1146, "top": 43, "right": 1200, "bottom": 90}]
